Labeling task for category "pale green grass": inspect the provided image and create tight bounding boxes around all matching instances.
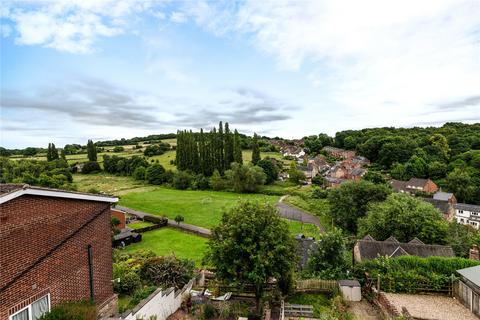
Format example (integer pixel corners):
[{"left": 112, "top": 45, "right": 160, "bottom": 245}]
[
  {"left": 73, "top": 173, "right": 156, "bottom": 195},
  {"left": 119, "top": 187, "right": 280, "bottom": 228}
]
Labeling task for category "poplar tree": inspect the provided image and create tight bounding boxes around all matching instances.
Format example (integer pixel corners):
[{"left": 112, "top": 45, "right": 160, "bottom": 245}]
[
  {"left": 87, "top": 140, "right": 97, "bottom": 162},
  {"left": 251, "top": 133, "right": 261, "bottom": 165},
  {"left": 233, "top": 129, "right": 243, "bottom": 164},
  {"left": 224, "top": 122, "right": 234, "bottom": 169},
  {"left": 217, "top": 122, "right": 225, "bottom": 174}
]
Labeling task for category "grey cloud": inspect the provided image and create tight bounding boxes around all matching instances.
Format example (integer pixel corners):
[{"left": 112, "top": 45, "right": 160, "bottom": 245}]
[
  {"left": 1, "top": 81, "right": 292, "bottom": 132},
  {"left": 1, "top": 79, "right": 170, "bottom": 129},
  {"left": 436, "top": 95, "right": 480, "bottom": 110}
]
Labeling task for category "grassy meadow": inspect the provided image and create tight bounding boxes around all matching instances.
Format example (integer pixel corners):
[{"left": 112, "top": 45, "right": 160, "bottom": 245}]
[{"left": 119, "top": 187, "right": 280, "bottom": 228}]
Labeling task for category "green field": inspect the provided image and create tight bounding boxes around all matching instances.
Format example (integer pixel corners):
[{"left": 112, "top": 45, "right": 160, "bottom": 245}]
[
  {"left": 122, "top": 227, "right": 208, "bottom": 265},
  {"left": 286, "top": 220, "right": 321, "bottom": 238},
  {"left": 73, "top": 173, "right": 156, "bottom": 195},
  {"left": 284, "top": 196, "right": 332, "bottom": 231},
  {"left": 119, "top": 187, "right": 280, "bottom": 228}
]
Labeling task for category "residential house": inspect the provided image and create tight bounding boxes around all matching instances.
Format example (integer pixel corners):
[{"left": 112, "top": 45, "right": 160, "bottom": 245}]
[
  {"left": 353, "top": 235, "right": 454, "bottom": 264},
  {"left": 347, "top": 168, "right": 366, "bottom": 181},
  {"left": 351, "top": 156, "right": 370, "bottom": 167},
  {"left": 455, "top": 203, "right": 480, "bottom": 229},
  {"left": 328, "top": 164, "right": 348, "bottom": 179},
  {"left": 423, "top": 198, "right": 455, "bottom": 221},
  {"left": 389, "top": 178, "right": 439, "bottom": 194},
  {"left": 433, "top": 191, "right": 457, "bottom": 204},
  {"left": 325, "top": 176, "right": 347, "bottom": 188},
  {"left": 281, "top": 145, "right": 305, "bottom": 159},
  {"left": 322, "top": 146, "right": 356, "bottom": 159},
  {"left": 455, "top": 265, "right": 480, "bottom": 318},
  {"left": 0, "top": 184, "right": 118, "bottom": 320}
]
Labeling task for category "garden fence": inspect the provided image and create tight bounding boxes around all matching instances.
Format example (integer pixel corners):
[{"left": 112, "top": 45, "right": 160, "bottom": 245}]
[{"left": 295, "top": 279, "right": 337, "bottom": 292}]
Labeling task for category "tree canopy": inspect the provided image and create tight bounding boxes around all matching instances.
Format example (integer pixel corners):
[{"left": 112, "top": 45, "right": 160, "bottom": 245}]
[{"left": 206, "top": 201, "right": 297, "bottom": 314}]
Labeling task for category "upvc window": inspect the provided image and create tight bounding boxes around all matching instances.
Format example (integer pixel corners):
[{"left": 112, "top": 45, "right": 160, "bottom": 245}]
[{"left": 10, "top": 294, "right": 50, "bottom": 320}]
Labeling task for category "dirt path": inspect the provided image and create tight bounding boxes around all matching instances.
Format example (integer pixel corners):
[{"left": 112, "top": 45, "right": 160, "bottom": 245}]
[
  {"left": 348, "top": 300, "right": 382, "bottom": 320},
  {"left": 276, "top": 196, "right": 326, "bottom": 233}
]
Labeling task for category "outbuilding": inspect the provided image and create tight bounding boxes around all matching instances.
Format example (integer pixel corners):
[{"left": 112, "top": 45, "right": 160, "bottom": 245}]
[
  {"left": 338, "top": 280, "right": 361, "bottom": 302},
  {"left": 456, "top": 265, "right": 480, "bottom": 317}
]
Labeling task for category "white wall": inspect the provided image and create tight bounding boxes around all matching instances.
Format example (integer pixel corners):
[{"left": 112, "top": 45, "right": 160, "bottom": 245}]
[{"left": 123, "top": 279, "right": 193, "bottom": 320}]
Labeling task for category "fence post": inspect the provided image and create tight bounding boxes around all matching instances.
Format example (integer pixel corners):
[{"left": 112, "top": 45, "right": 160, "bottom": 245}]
[{"left": 377, "top": 275, "right": 381, "bottom": 294}]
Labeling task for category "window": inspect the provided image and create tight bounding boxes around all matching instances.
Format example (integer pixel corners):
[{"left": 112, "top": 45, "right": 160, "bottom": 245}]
[{"left": 10, "top": 294, "right": 50, "bottom": 320}]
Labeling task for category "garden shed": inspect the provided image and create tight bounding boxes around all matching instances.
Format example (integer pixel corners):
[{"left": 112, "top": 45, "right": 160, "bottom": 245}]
[
  {"left": 338, "top": 280, "right": 361, "bottom": 302},
  {"left": 455, "top": 265, "right": 480, "bottom": 317}
]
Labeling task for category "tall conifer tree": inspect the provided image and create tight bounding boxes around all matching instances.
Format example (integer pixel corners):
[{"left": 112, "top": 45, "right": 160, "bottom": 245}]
[
  {"left": 87, "top": 139, "right": 97, "bottom": 162},
  {"left": 224, "top": 122, "right": 234, "bottom": 169},
  {"left": 251, "top": 133, "right": 261, "bottom": 165},
  {"left": 233, "top": 129, "right": 243, "bottom": 164}
]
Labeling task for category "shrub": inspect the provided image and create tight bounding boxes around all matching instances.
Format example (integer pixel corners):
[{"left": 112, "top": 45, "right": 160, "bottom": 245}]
[
  {"left": 192, "top": 174, "right": 210, "bottom": 190},
  {"left": 82, "top": 161, "right": 101, "bottom": 174},
  {"left": 203, "top": 304, "right": 217, "bottom": 320},
  {"left": 38, "top": 301, "right": 96, "bottom": 320},
  {"left": 115, "top": 271, "right": 142, "bottom": 295},
  {"left": 173, "top": 171, "right": 192, "bottom": 190},
  {"left": 113, "top": 146, "right": 124, "bottom": 152},
  {"left": 133, "top": 166, "right": 146, "bottom": 180},
  {"left": 139, "top": 255, "right": 195, "bottom": 289},
  {"left": 175, "top": 215, "right": 184, "bottom": 225},
  {"left": 210, "top": 170, "right": 227, "bottom": 191},
  {"left": 257, "top": 158, "right": 279, "bottom": 184},
  {"left": 145, "top": 164, "right": 166, "bottom": 185}
]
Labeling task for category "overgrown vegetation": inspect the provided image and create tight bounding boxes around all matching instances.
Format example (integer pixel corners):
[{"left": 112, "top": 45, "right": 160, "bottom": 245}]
[{"left": 355, "top": 255, "right": 480, "bottom": 293}]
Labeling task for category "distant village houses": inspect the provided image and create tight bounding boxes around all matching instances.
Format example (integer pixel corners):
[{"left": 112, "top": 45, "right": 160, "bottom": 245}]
[
  {"left": 390, "top": 178, "right": 439, "bottom": 194},
  {"left": 322, "top": 146, "right": 356, "bottom": 159}
]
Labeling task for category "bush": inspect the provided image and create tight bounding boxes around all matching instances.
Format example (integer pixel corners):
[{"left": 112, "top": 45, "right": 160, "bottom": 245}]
[
  {"left": 210, "top": 170, "right": 227, "bottom": 191},
  {"left": 133, "top": 166, "right": 146, "bottom": 180},
  {"left": 113, "top": 146, "right": 124, "bottom": 152},
  {"left": 175, "top": 215, "right": 184, "bottom": 224},
  {"left": 115, "top": 271, "right": 142, "bottom": 295},
  {"left": 38, "top": 301, "right": 96, "bottom": 320},
  {"left": 192, "top": 174, "right": 210, "bottom": 190},
  {"left": 257, "top": 158, "right": 279, "bottom": 184},
  {"left": 144, "top": 143, "right": 170, "bottom": 157},
  {"left": 173, "top": 171, "right": 192, "bottom": 190},
  {"left": 81, "top": 161, "right": 101, "bottom": 174},
  {"left": 225, "top": 163, "right": 266, "bottom": 193},
  {"left": 355, "top": 255, "right": 480, "bottom": 293},
  {"left": 139, "top": 255, "right": 195, "bottom": 289},
  {"left": 145, "top": 164, "right": 166, "bottom": 185},
  {"left": 203, "top": 304, "right": 217, "bottom": 320}
]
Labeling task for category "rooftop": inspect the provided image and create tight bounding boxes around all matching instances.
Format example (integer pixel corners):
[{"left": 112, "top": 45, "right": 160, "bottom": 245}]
[
  {"left": 455, "top": 203, "right": 480, "bottom": 212},
  {"left": 0, "top": 183, "right": 118, "bottom": 204},
  {"left": 433, "top": 191, "right": 454, "bottom": 202},
  {"left": 457, "top": 265, "right": 480, "bottom": 288}
]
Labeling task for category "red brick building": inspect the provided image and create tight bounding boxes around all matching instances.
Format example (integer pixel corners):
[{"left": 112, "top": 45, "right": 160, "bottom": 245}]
[{"left": 0, "top": 184, "right": 118, "bottom": 320}]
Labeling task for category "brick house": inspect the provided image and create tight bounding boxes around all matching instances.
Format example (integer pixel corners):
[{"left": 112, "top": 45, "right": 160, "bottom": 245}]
[
  {"left": 0, "top": 184, "right": 118, "bottom": 320},
  {"left": 322, "top": 146, "right": 356, "bottom": 159},
  {"left": 389, "top": 178, "right": 439, "bottom": 194}
]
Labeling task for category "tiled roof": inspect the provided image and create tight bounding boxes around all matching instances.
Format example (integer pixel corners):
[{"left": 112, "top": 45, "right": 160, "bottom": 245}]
[
  {"left": 455, "top": 203, "right": 480, "bottom": 212},
  {"left": 423, "top": 198, "right": 453, "bottom": 213},
  {"left": 355, "top": 238, "right": 454, "bottom": 261},
  {"left": 406, "top": 178, "right": 429, "bottom": 188},
  {"left": 433, "top": 192, "right": 454, "bottom": 202}
]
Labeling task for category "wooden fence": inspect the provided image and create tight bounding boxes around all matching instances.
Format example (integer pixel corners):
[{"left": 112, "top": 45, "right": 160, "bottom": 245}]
[{"left": 295, "top": 279, "right": 337, "bottom": 293}]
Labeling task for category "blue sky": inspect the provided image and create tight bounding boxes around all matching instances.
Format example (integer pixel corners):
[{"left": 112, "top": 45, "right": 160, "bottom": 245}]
[{"left": 1, "top": 0, "right": 479, "bottom": 148}]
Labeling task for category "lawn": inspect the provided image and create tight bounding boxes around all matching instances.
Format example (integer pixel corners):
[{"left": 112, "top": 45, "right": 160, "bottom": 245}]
[
  {"left": 119, "top": 187, "right": 280, "bottom": 228},
  {"left": 284, "top": 196, "right": 333, "bottom": 232},
  {"left": 127, "top": 221, "right": 155, "bottom": 229},
  {"left": 73, "top": 173, "right": 156, "bottom": 195},
  {"left": 286, "top": 220, "right": 321, "bottom": 238},
  {"left": 122, "top": 227, "right": 208, "bottom": 265},
  {"left": 286, "top": 293, "right": 331, "bottom": 318}
]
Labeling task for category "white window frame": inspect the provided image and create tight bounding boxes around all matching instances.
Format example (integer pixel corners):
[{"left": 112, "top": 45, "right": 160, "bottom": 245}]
[{"left": 9, "top": 294, "right": 51, "bottom": 320}]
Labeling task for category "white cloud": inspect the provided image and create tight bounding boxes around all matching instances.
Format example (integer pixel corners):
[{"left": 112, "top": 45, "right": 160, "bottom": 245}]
[
  {"left": 191, "top": 0, "right": 480, "bottom": 127},
  {"left": 1, "top": 0, "right": 154, "bottom": 53},
  {"left": 170, "top": 11, "right": 187, "bottom": 23}
]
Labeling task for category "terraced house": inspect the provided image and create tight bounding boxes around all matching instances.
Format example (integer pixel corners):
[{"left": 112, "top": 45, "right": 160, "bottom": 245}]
[
  {"left": 0, "top": 184, "right": 118, "bottom": 320},
  {"left": 455, "top": 203, "right": 480, "bottom": 229}
]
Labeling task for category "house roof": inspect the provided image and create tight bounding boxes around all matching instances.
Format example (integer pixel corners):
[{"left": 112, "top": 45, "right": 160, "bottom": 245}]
[
  {"left": 0, "top": 183, "right": 118, "bottom": 204},
  {"left": 350, "top": 168, "right": 365, "bottom": 176},
  {"left": 433, "top": 192, "right": 454, "bottom": 201},
  {"left": 455, "top": 203, "right": 480, "bottom": 212},
  {"left": 457, "top": 266, "right": 480, "bottom": 288},
  {"left": 406, "top": 178, "right": 430, "bottom": 188},
  {"left": 338, "top": 280, "right": 360, "bottom": 287},
  {"left": 355, "top": 238, "right": 454, "bottom": 261},
  {"left": 423, "top": 198, "right": 453, "bottom": 213},
  {"left": 390, "top": 179, "right": 406, "bottom": 192}
]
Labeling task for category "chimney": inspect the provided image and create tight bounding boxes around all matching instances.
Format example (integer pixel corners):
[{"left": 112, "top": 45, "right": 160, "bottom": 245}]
[{"left": 469, "top": 245, "right": 479, "bottom": 260}]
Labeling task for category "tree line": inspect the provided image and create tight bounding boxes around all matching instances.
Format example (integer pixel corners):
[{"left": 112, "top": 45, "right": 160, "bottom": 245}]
[{"left": 176, "top": 122, "right": 258, "bottom": 176}]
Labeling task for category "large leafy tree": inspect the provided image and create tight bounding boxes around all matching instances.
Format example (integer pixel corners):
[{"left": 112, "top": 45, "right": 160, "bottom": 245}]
[
  {"left": 358, "top": 193, "right": 449, "bottom": 244},
  {"left": 446, "top": 168, "right": 476, "bottom": 203},
  {"left": 307, "top": 228, "right": 347, "bottom": 279},
  {"left": 256, "top": 158, "right": 279, "bottom": 184},
  {"left": 225, "top": 163, "right": 266, "bottom": 193},
  {"left": 206, "top": 201, "right": 297, "bottom": 315},
  {"left": 328, "top": 181, "right": 391, "bottom": 233}
]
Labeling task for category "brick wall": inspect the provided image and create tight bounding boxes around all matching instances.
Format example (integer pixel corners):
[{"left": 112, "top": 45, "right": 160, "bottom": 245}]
[
  {"left": 424, "top": 180, "right": 439, "bottom": 193},
  {"left": 111, "top": 208, "right": 126, "bottom": 230},
  {"left": 0, "top": 195, "right": 115, "bottom": 319}
]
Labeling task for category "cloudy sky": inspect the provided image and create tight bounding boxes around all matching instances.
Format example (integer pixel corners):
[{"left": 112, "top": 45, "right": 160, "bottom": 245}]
[{"left": 1, "top": 0, "right": 479, "bottom": 148}]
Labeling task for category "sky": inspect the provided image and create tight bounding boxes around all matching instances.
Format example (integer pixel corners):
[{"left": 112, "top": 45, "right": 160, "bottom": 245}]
[{"left": 1, "top": 0, "right": 479, "bottom": 148}]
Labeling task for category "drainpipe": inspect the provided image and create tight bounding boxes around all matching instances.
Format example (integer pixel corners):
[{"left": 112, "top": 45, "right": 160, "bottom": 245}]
[{"left": 87, "top": 244, "right": 94, "bottom": 301}]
